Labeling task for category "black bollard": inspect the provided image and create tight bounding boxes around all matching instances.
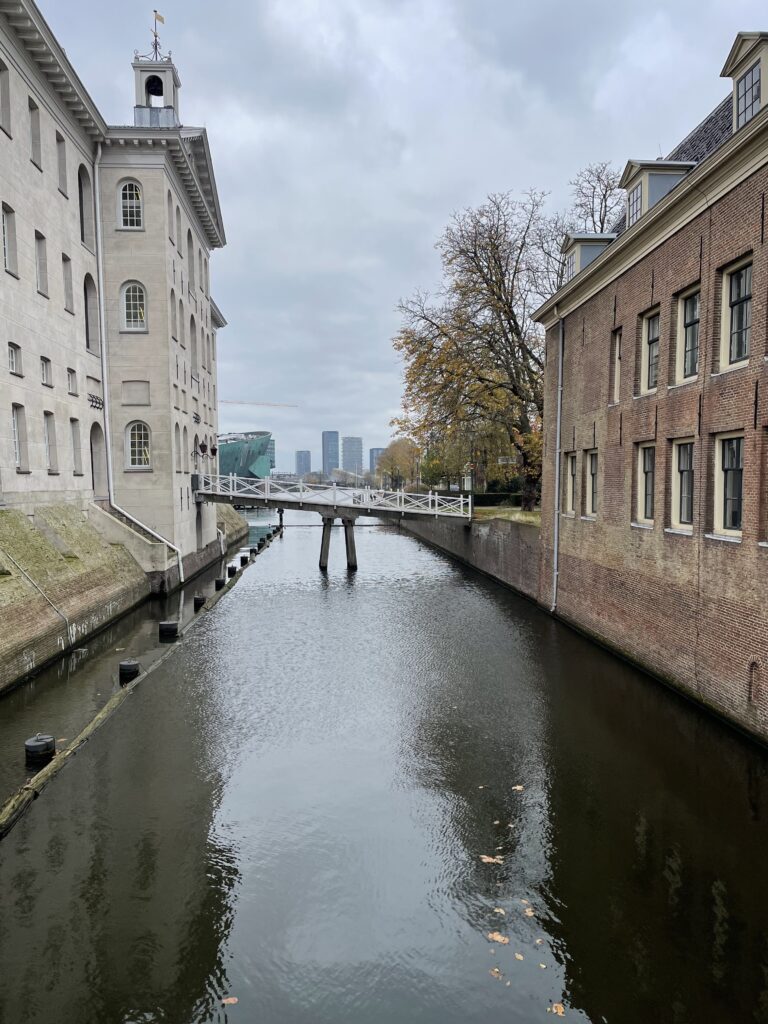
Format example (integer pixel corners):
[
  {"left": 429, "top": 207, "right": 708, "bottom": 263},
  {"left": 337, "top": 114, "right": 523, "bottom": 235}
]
[
  {"left": 193, "top": 594, "right": 206, "bottom": 612},
  {"left": 215, "top": 577, "right": 225, "bottom": 590},
  {"left": 159, "top": 620, "right": 179, "bottom": 641},
  {"left": 240, "top": 554, "right": 249, "bottom": 567},
  {"left": 249, "top": 547, "right": 258, "bottom": 557},
  {"left": 227, "top": 564, "right": 237, "bottom": 578},
  {"left": 119, "top": 659, "right": 140, "bottom": 685},
  {"left": 25, "top": 733, "right": 55, "bottom": 768}
]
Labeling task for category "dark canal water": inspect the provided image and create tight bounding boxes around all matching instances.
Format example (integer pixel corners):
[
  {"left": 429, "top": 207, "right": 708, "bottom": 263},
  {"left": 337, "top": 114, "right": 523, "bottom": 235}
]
[{"left": 1, "top": 512, "right": 767, "bottom": 1023}]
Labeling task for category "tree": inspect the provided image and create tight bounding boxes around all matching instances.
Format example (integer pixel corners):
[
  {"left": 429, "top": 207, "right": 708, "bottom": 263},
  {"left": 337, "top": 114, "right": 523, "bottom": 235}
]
[
  {"left": 377, "top": 438, "right": 420, "bottom": 489},
  {"left": 569, "top": 161, "right": 623, "bottom": 233}
]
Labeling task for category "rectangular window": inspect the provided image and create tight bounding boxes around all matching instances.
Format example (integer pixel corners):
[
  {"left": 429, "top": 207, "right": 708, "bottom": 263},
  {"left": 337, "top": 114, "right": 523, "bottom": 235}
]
[
  {"left": 737, "top": 61, "right": 761, "bottom": 129},
  {"left": 564, "top": 251, "right": 575, "bottom": 283},
  {"left": 627, "top": 182, "right": 642, "bottom": 226},
  {"left": 62, "top": 253, "right": 73, "bottom": 312},
  {"left": 673, "top": 440, "right": 694, "bottom": 528},
  {"left": 43, "top": 411, "right": 58, "bottom": 472},
  {"left": 565, "top": 453, "right": 576, "bottom": 513},
  {"left": 70, "top": 418, "right": 82, "bottom": 474},
  {"left": 645, "top": 313, "right": 659, "bottom": 390},
  {"left": 585, "top": 449, "right": 598, "bottom": 516},
  {"left": 67, "top": 368, "right": 77, "bottom": 394},
  {"left": 637, "top": 444, "right": 655, "bottom": 523},
  {"left": 2, "top": 204, "right": 17, "bottom": 275},
  {"left": 56, "top": 131, "right": 67, "bottom": 195},
  {"left": 720, "top": 436, "right": 744, "bottom": 533},
  {"left": 8, "top": 342, "right": 21, "bottom": 375},
  {"left": 11, "top": 404, "right": 27, "bottom": 470},
  {"left": 40, "top": 356, "right": 52, "bottom": 386},
  {"left": 28, "top": 97, "right": 41, "bottom": 168},
  {"left": 35, "top": 231, "right": 48, "bottom": 295},
  {"left": 611, "top": 328, "right": 621, "bottom": 403},
  {"left": 728, "top": 263, "right": 751, "bottom": 364},
  {"left": 681, "top": 291, "right": 700, "bottom": 379}
]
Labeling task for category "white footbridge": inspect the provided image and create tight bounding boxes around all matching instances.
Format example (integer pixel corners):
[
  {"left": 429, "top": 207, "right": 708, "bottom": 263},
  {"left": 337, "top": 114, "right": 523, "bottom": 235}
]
[{"left": 193, "top": 473, "right": 472, "bottom": 570}]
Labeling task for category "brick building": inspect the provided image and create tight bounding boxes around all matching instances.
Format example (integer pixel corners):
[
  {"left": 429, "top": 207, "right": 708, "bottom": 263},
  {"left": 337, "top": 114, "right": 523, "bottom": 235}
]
[{"left": 535, "top": 32, "right": 768, "bottom": 741}]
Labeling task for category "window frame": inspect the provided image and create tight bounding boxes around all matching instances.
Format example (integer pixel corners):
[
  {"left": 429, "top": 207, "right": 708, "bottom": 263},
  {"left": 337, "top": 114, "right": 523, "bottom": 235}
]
[
  {"left": 565, "top": 452, "right": 576, "bottom": 514},
  {"left": 627, "top": 182, "right": 642, "bottom": 227},
  {"left": 8, "top": 342, "right": 21, "bottom": 376},
  {"left": 40, "top": 356, "right": 52, "bottom": 387},
  {"left": 720, "top": 259, "right": 752, "bottom": 370},
  {"left": 120, "top": 280, "right": 148, "bottom": 332},
  {"left": 736, "top": 60, "right": 761, "bottom": 129},
  {"left": 0, "top": 59, "right": 10, "bottom": 137},
  {"left": 67, "top": 367, "right": 77, "bottom": 394},
  {"left": 28, "top": 96, "right": 41, "bottom": 169},
  {"left": 117, "top": 179, "right": 144, "bottom": 230},
  {"left": 585, "top": 449, "right": 598, "bottom": 517},
  {"left": 70, "top": 417, "right": 83, "bottom": 475},
  {"left": 675, "top": 287, "right": 700, "bottom": 382},
  {"left": 671, "top": 439, "right": 694, "bottom": 531},
  {"left": 636, "top": 443, "right": 656, "bottom": 525},
  {"left": 610, "top": 327, "right": 622, "bottom": 404},
  {"left": 125, "top": 420, "right": 152, "bottom": 471},
  {"left": 640, "top": 310, "right": 660, "bottom": 395},
  {"left": 564, "top": 251, "right": 575, "bottom": 283},
  {"left": 714, "top": 433, "right": 744, "bottom": 537},
  {"left": 1, "top": 203, "right": 17, "bottom": 276},
  {"left": 34, "top": 230, "right": 48, "bottom": 297},
  {"left": 56, "top": 131, "right": 67, "bottom": 196},
  {"left": 62, "top": 253, "right": 74, "bottom": 313},
  {"left": 43, "top": 410, "right": 58, "bottom": 473},
  {"left": 11, "top": 404, "right": 27, "bottom": 470}
]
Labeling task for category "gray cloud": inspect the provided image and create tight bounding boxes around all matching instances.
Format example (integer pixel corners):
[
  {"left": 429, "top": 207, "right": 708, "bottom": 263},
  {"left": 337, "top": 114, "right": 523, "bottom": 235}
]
[{"left": 49, "top": 0, "right": 762, "bottom": 469}]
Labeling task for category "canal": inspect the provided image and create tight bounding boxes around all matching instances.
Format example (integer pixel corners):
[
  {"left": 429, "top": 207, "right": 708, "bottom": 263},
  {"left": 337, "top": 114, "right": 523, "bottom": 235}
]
[{"left": 0, "top": 512, "right": 767, "bottom": 1023}]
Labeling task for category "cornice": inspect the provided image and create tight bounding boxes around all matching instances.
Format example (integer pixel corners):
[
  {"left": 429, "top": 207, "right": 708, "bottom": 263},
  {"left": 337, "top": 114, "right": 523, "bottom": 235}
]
[{"left": 534, "top": 106, "right": 768, "bottom": 330}]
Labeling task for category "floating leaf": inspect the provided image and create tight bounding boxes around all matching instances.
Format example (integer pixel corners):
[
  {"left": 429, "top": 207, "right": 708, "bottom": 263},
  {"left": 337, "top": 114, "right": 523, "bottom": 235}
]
[
  {"left": 511, "top": 785, "right": 524, "bottom": 792},
  {"left": 552, "top": 1003, "right": 565, "bottom": 1016},
  {"left": 493, "top": 907, "right": 506, "bottom": 916},
  {"left": 520, "top": 899, "right": 529, "bottom": 905},
  {"left": 539, "top": 963, "right": 547, "bottom": 969},
  {"left": 487, "top": 931, "right": 510, "bottom": 945},
  {"left": 524, "top": 908, "right": 535, "bottom": 917},
  {"left": 478, "top": 785, "right": 485, "bottom": 789},
  {"left": 489, "top": 967, "right": 503, "bottom": 980},
  {"left": 480, "top": 855, "right": 504, "bottom": 864},
  {"left": 535, "top": 938, "right": 544, "bottom": 946},
  {"left": 514, "top": 952, "right": 524, "bottom": 961},
  {"left": 222, "top": 996, "right": 239, "bottom": 1005},
  {"left": 493, "top": 820, "right": 500, "bottom": 825}
]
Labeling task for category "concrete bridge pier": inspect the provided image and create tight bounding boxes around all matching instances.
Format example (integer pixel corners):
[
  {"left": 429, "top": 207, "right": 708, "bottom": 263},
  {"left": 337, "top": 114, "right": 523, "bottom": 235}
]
[
  {"left": 342, "top": 518, "right": 357, "bottom": 571},
  {"left": 319, "top": 516, "right": 335, "bottom": 570}
]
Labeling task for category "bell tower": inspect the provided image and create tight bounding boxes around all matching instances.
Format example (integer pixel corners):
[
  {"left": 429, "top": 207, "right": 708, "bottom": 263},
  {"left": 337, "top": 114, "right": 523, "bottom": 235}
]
[{"left": 132, "top": 13, "right": 181, "bottom": 128}]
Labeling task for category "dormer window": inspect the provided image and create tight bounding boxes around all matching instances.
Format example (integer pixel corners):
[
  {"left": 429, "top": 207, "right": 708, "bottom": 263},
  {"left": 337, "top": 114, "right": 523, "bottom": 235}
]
[
  {"left": 627, "top": 183, "right": 642, "bottom": 226},
  {"left": 736, "top": 61, "right": 760, "bottom": 127},
  {"left": 564, "top": 251, "right": 575, "bottom": 283}
]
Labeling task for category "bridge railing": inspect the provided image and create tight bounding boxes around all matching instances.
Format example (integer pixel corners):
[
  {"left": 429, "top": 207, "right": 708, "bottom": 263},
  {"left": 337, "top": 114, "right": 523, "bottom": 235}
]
[{"left": 194, "top": 474, "right": 472, "bottom": 518}]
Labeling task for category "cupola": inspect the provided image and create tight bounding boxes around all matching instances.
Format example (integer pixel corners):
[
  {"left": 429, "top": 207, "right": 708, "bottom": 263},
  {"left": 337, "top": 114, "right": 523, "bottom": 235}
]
[
  {"left": 132, "top": 18, "right": 181, "bottom": 128},
  {"left": 561, "top": 233, "right": 616, "bottom": 283},
  {"left": 721, "top": 32, "right": 768, "bottom": 132},
  {"left": 619, "top": 160, "right": 696, "bottom": 228}
]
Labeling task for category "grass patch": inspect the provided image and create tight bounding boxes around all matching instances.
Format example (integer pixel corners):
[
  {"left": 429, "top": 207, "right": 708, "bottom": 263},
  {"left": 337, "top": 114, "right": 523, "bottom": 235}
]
[{"left": 472, "top": 507, "right": 541, "bottom": 526}]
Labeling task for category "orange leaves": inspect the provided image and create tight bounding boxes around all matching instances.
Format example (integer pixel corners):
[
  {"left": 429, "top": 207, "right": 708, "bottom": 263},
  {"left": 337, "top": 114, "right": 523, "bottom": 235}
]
[
  {"left": 221, "top": 996, "right": 238, "bottom": 1006},
  {"left": 549, "top": 1003, "right": 565, "bottom": 1016},
  {"left": 487, "top": 931, "right": 510, "bottom": 945},
  {"left": 511, "top": 784, "right": 524, "bottom": 792},
  {"left": 480, "top": 854, "right": 504, "bottom": 864}
]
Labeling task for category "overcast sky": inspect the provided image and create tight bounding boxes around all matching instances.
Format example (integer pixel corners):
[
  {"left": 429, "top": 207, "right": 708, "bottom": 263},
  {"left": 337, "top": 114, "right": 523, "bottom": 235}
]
[{"left": 49, "top": 0, "right": 763, "bottom": 470}]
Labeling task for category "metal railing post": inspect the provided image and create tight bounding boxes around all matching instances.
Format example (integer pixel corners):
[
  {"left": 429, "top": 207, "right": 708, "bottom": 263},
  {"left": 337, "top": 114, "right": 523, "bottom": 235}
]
[{"left": 229, "top": 471, "right": 234, "bottom": 496}]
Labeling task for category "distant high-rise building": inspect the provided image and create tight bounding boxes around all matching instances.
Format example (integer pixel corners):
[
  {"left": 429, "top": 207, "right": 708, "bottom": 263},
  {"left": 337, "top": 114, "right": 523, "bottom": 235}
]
[
  {"left": 267, "top": 438, "right": 276, "bottom": 469},
  {"left": 322, "top": 431, "right": 339, "bottom": 477},
  {"left": 369, "top": 448, "right": 385, "bottom": 474},
  {"left": 295, "top": 450, "right": 311, "bottom": 477},
  {"left": 341, "top": 437, "right": 363, "bottom": 476}
]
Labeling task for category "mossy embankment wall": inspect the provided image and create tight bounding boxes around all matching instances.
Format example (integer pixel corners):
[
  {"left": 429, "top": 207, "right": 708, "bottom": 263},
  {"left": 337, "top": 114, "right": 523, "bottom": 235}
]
[
  {"left": 399, "top": 516, "right": 541, "bottom": 603},
  {"left": 0, "top": 504, "right": 149, "bottom": 694}
]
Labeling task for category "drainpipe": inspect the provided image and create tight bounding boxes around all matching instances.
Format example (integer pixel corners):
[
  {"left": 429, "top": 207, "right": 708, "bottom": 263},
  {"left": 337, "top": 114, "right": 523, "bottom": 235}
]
[
  {"left": 550, "top": 314, "right": 565, "bottom": 612},
  {"left": 0, "top": 544, "right": 70, "bottom": 641},
  {"left": 93, "top": 141, "right": 185, "bottom": 583}
]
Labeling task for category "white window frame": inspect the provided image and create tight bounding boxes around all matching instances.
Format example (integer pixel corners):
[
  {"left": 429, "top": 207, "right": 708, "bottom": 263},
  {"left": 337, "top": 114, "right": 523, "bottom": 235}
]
[
  {"left": 121, "top": 281, "right": 147, "bottom": 332},
  {"left": 70, "top": 418, "right": 82, "bottom": 474},
  {"left": 627, "top": 182, "right": 642, "bottom": 226},
  {"left": 0, "top": 59, "right": 10, "bottom": 136},
  {"left": 564, "top": 251, "right": 575, "bottom": 283},
  {"left": 719, "top": 259, "right": 752, "bottom": 371},
  {"left": 2, "top": 203, "right": 16, "bottom": 275},
  {"left": 11, "top": 405, "right": 22, "bottom": 468},
  {"left": 565, "top": 452, "right": 576, "bottom": 514},
  {"left": 636, "top": 443, "right": 656, "bottom": 525},
  {"left": 713, "top": 432, "right": 744, "bottom": 537},
  {"left": 125, "top": 420, "right": 152, "bottom": 470},
  {"left": 34, "top": 231, "right": 48, "bottom": 296},
  {"left": 28, "top": 96, "right": 41, "bottom": 168},
  {"left": 671, "top": 438, "right": 694, "bottom": 531},
  {"left": 639, "top": 310, "right": 660, "bottom": 395},
  {"left": 67, "top": 368, "right": 77, "bottom": 394},
  {"left": 40, "top": 356, "right": 52, "bottom": 386},
  {"left": 736, "top": 60, "right": 761, "bottom": 129},
  {"left": 43, "top": 410, "right": 57, "bottom": 472},
  {"left": 675, "top": 287, "right": 700, "bottom": 383},
  {"left": 62, "top": 253, "right": 74, "bottom": 313},
  {"left": 56, "top": 131, "right": 67, "bottom": 195},
  {"left": 117, "top": 179, "right": 143, "bottom": 230},
  {"left": 585, "top": 449, "right": 598, "bottom": 517},
  {"left": 8, "top": 342, "right": 21, "bottom": 375},
  {"left": 611, "top": 328, "right": 621, "bottom": 403}
]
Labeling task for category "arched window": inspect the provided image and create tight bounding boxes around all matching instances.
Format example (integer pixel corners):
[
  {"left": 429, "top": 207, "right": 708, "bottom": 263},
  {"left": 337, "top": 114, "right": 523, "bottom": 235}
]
[
  {"left": 207, "top": 333, "right": 212, "bottom": 370},
  {"left": 167, "top": 190, "right": 174, "bottom": 242},
  {"left": 174, "top": 422, "right": 181, "bottom": 471},
  {"left": 0, "top": 59, "right": 10, "bottom": 135},
  {"left": 193, "top": 433, "right": 200, "bottom": 469},
  {"left": 198, "top": 249, "right": 203, "bottom": 290},
  {"left": 78, "top": 165, "right": 94, "bottom": 248},
  {"left": 175, "top": 206, "right": 182, "bottom": 254},
  {"left": 84, "top": 274, "right": 98, "bottom": 352},
  {"left": 121, "top": 281, "right": 147, "bottom": 331},
  {"left": 190, "top": 315, "right": 198, "bottom": 373},
  {"left": 182, "top": 425, "right": 189, "bottom": 472},
  {"left": 125, "top": 420, "right": 151, "bottom": 469},
  {"left": 178, "top": 298, "right": 185, "bottom": 346},
  {"left": 186, "top": 230, "right": 195, "bottom": 288},
  {"left": 204, "top": 258, "right": 209, "bottom": 296},
  {"left": 170, "top": 288, "right": 177, "bottom": 338},
  {"left": 118, "top": 180, "right": 143, "bottom": 229}
]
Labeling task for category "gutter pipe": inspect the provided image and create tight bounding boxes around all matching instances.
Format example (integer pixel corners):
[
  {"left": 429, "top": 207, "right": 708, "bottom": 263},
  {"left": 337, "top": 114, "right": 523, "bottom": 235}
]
[
  {"left": 93, "top": 141, "right": 185, "bottom": 584},
  {"left": 550, "top": 315, "right": 564, "bottom": 612}
]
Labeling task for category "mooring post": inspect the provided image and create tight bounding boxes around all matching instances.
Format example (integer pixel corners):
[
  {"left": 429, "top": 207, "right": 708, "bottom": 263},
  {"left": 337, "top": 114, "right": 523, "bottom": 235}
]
[
  {"left": 342, "top": 517, "right": 357, "bottom": 571},
  {"left": 319, "top": 516, "right": 334, "bottom": 570},
  {"left": 278, "top": 507, "right": 284, "bottom": 529}
]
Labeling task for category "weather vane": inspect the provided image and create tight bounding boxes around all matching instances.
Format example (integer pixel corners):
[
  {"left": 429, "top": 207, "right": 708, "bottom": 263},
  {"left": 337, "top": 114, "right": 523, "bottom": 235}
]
[{"left": 134, "top": 10, "right": 172, "bottom": 62}]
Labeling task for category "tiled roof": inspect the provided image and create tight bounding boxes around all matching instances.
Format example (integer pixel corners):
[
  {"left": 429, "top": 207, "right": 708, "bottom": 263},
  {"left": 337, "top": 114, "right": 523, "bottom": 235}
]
[{"left": 610, "top": 94, "right": 733, "bottom": 237}]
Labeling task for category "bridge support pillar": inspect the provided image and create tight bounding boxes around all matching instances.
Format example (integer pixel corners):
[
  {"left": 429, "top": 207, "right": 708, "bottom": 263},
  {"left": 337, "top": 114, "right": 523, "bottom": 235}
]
[
  {"left": 319, "top": 517, "right": 335, "bottom": 570},
  {"left": 342, "top": 518, "right": 357, "bottom": 571}
]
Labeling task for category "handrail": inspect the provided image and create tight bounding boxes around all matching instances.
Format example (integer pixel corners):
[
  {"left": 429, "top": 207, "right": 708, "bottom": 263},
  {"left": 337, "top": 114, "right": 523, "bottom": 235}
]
[{"left": 195, "top": 475, "right": 472, "bottom": 518}]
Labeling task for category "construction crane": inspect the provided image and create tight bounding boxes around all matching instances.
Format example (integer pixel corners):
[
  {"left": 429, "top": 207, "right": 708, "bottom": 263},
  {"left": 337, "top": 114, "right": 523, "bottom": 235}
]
[{"left": 219, "top": 400, "right": 299, "bottom": 408}]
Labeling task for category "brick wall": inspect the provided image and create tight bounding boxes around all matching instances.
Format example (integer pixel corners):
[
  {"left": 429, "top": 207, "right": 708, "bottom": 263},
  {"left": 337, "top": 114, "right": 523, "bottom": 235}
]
[{"left": 541, "top": 163, "right": 768, "bottom": 742}]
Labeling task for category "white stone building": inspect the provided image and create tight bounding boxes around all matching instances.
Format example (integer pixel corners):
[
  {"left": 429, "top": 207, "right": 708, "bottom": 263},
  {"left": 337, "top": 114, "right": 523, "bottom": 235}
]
[{"left": 0, "top": 0, "right": 227, "bottom": 587}]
